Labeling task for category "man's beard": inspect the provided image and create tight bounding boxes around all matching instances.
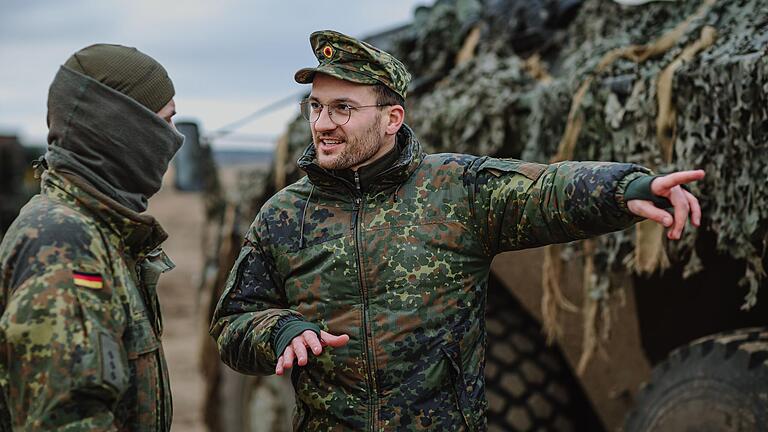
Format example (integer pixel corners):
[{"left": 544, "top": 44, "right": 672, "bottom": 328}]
[{"left": 314, "top": 114, "right": 384, "bottom": 170}]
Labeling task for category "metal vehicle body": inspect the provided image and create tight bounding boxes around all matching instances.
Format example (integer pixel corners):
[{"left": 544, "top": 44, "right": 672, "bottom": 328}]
[{"left": 0, "top": 135, "right": 44, "bottom": 237}]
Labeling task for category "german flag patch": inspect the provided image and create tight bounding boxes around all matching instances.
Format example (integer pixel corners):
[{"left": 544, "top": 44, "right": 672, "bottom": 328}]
[{"left": 73, "top": 271, "right": 104, "bottom": 289}]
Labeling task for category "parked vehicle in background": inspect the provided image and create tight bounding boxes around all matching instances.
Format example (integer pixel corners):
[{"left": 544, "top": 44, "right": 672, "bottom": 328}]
[{"left": 0, "top": 135, "right": 44, "bottom": 238}]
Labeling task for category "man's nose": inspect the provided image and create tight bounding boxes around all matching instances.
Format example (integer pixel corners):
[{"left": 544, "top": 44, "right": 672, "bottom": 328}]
[{"left": 313, "top": 106, "right": 337, "bottom": 132}]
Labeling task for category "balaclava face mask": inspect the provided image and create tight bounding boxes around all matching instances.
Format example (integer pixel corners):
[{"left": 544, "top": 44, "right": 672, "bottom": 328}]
[{"left": 45, "top": 44, "right": 184, "bottom": 213}]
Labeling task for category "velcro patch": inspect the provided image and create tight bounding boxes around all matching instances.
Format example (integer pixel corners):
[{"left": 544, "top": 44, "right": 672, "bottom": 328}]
[
  {"left": 73, "top": 271, "right": 104, "bottom": 289},
  {"left": 100, "top": 332, "right": 126, "bottom": 390}
]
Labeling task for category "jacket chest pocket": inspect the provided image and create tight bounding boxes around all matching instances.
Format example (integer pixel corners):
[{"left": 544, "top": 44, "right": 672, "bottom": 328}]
[
  {"left": 125, "top": 313, "right": 161, "bottom": 357},
  {"left": 112, "top": 252, "right": 172, "bottom": 430},
  {"left": 116, "top": 312, "right": 166, "bottom": 430}
]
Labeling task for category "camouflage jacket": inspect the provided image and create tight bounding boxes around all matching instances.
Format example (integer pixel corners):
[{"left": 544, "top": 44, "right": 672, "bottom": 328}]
[
  {"left": 0, "top": 170, "right": 173, "bottom": 431},
  {"left": 211, "top": 125, "right": 648, "bottom": 431}
]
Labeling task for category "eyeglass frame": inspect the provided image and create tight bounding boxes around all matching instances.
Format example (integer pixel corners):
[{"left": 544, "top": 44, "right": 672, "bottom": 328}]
[{"left": 299, "top": 99, "right": 393, "bottom": 126}]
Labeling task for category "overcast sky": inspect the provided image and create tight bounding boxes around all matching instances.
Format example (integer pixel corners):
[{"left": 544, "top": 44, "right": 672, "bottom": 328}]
[{"left": 0, "top": 0, "right": 429, "bottom": 149}]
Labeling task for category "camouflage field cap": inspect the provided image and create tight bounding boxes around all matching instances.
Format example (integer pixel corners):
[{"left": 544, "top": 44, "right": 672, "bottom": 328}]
[{"left": 295, "top": 30, "right": 412, "bottom": 99}]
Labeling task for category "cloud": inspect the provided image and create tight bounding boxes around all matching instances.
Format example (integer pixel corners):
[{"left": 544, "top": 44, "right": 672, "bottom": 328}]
[{"left": 0, "top": 0, "right": 430, "bottom": 146}]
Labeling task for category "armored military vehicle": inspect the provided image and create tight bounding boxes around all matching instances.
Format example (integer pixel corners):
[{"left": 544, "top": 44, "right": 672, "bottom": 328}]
[
  {"left": 200, "top": 0, "right": 768, "bottom": 430},
  {"left": 0, "top": 135, "right": 44, "bottom": 239}
]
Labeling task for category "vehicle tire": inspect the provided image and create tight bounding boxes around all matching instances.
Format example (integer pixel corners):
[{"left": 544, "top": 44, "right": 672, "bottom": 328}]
[
  {"left": 624, "top": 327, "right": 768, "bottom": 432},
  {"left": 484, "top": 274, "right": 605, "bottom": 432}
]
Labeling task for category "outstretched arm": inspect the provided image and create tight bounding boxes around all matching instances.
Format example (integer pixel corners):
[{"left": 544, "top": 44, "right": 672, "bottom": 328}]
[
  {"left": 470, "top": 158, "right": 704, "bottom": 254},
  {"left": 470, "top": 158, "right": 651, "bottom": 253}
]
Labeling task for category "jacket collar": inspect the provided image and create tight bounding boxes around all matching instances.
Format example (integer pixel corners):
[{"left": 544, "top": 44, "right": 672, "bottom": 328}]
[
  {"left": 42, "top": 169, "right": 168, "bottom": 259},
  {"left": 297, "top": 123, "right": 424, "bottom": 195}
]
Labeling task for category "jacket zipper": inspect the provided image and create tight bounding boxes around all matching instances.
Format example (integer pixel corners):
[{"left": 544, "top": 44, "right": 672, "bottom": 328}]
[{"left": 353, "top": 171, "right": 378, "bottom": 431}]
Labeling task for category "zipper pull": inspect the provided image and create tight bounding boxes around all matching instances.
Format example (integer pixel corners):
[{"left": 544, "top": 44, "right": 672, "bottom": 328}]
[
  {"left": 354, "top": 171, "right": 362, "bottom": 194},
  {"left": 353, "top": 171, "right": 363, "bottom": 209}
]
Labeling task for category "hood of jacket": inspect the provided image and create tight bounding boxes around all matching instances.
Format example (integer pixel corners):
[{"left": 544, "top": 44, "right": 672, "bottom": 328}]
[
  {"left": 45, "top": 65, "right": 184, "bottom": 213},
  {"left": 43, "top": 169, "right": 168, "bottom": 259}
]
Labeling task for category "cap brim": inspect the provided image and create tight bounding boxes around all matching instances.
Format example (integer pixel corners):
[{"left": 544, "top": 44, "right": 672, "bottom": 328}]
[
  {"left": 294, "top": 64, "right": 380, "bottom": 87},
  {"left": 294, "top": 67, "right": 317, "bottom": 84}
]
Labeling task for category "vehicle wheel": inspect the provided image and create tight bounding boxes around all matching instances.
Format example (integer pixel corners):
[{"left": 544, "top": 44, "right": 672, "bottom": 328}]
[
  {"left": 485, "top": 274, "right": 604, "bottom": 432},
  {"left": 624, "top": 327, "right": 768, "bottom": 432}
]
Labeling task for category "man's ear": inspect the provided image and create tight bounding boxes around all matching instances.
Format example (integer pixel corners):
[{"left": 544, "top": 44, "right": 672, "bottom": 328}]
[{"left": 385, "top": 105, "right": 405, "bottom": 135}]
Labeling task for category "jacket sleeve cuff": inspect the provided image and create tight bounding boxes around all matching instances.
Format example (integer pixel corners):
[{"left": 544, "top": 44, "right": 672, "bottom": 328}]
[
  {"left": 615, "top": 171, "right": 653, "bottom": 211},
  {"left": 624, "top": 174, "right": 674, "bottom": 210},
  {"left": 272, "top": 318, "right": 322, "bottom": 358}
]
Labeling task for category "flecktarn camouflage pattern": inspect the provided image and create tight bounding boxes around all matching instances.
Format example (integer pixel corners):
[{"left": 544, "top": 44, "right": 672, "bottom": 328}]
[
  {"left": 211, "top": 125, "right": 648, "bottom": 431},
  {"left": 295, "top": 30, "right": 412, "bottom": 99},
  {"left": 0, "top": 170, "right": 173, "bottom": 431},
  {"left": 199, "top": 1, "right": 768, "bottom": 430}
]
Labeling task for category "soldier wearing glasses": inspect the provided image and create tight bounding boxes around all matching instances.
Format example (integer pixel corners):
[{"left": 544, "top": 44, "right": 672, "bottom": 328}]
[{"left": 211, "top": 30, "right": 704, "bottom": 431}]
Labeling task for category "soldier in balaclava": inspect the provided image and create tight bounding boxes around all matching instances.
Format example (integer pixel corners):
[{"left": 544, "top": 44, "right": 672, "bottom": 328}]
[{"left": 0, "top": 43, "right": 182, "bottom": 431}]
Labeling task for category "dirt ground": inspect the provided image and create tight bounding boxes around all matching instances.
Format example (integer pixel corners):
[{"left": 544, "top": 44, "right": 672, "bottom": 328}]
[{"left": 148, "top": 171, "right": 208, "bottom": 432}]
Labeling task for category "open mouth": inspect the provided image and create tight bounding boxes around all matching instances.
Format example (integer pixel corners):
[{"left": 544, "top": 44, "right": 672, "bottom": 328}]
[{"left": 317, "top": 137, "right": 345, "bottom": 151}]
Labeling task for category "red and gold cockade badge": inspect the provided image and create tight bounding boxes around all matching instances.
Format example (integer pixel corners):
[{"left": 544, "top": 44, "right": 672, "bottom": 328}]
[
  {"left": 72, "top": 271, "right": 104, "bottom": 289},
  {"left": 322, "top": 45, "right": 334, "bottom": 59}
]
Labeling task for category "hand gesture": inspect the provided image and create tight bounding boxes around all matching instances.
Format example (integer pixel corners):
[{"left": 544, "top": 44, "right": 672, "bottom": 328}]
[
  {"left": 275, "top": 330, "right": 349, "bottom": 375},
  {"left": 627, "top": 170, "right": 705, "bottom": 240}
]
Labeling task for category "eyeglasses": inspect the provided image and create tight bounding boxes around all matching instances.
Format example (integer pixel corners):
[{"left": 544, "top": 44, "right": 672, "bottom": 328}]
[{"left": 299, "top": 100, "right": 392, "bottom": 126}]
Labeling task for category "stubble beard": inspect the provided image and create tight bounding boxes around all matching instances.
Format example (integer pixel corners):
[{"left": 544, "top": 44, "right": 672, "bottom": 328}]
[{"left": 315, "top": 113, "right": 384, "bottom": 171}]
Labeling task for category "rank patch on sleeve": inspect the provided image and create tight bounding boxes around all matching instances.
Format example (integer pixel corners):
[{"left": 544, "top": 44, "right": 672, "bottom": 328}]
[{"left": 73, "top": 271, "right": 104, "bottom": 289}]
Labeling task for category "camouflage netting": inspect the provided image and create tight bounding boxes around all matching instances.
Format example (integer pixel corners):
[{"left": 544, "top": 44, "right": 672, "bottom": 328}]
[
  {"left": 407, "top": 54, "right": 535, "bottom": 157},
  {"left": 266, "top": 0, "right": 766, "bottom": 367},
  {"left": 512, "top": 0, "right": 768, "bottom": 309}
]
